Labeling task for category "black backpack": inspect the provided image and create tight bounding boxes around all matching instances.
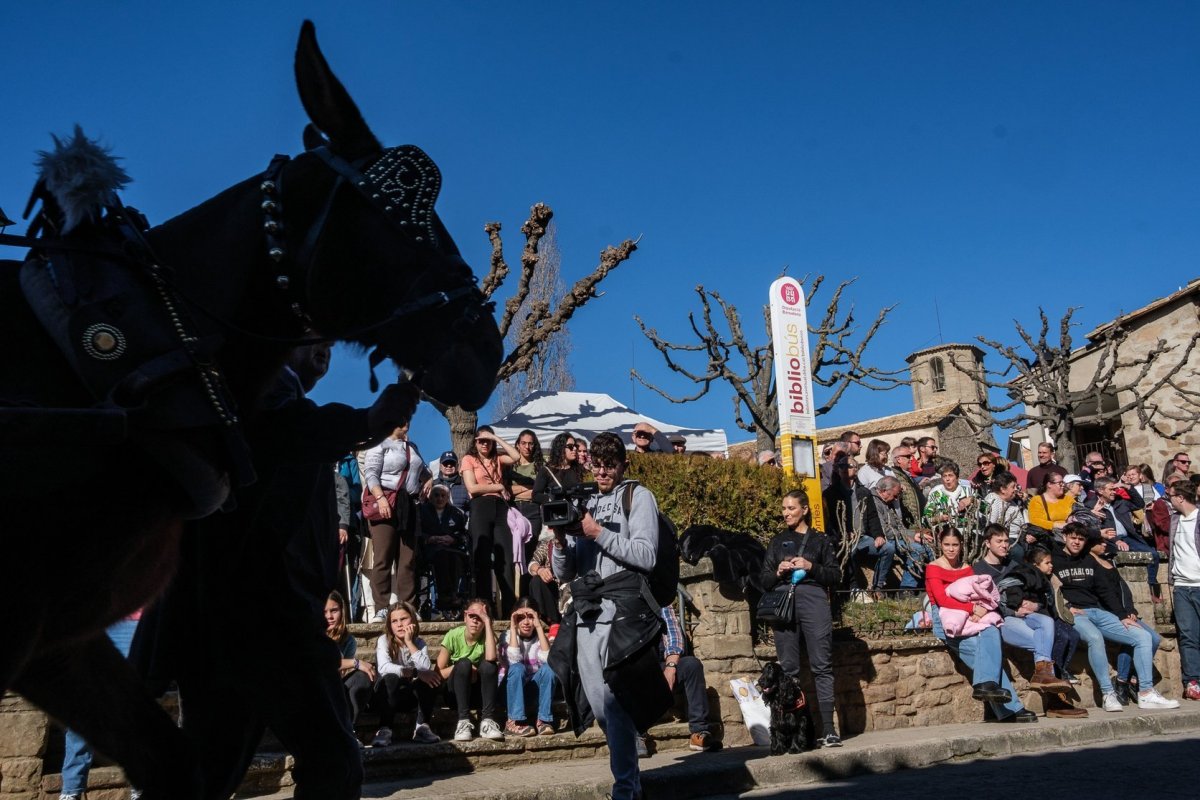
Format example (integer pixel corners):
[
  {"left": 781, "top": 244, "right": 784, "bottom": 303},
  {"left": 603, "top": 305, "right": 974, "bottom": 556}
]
[{"left": 620, "top": 481, "right": 680, "bottom": 607}]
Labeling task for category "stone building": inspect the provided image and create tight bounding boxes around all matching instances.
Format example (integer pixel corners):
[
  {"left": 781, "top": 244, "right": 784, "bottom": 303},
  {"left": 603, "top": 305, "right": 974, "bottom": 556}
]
[
  {"left": 1010, "top": 278, "right": 1200, "bottom": 472},
  {"left": 815, "top": 343, "right": 996, "bottom": 471}
]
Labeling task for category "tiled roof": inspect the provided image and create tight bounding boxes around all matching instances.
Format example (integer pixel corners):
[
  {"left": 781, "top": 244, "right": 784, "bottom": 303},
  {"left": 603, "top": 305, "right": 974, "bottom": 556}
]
[{"left": 727, "top": 402, "right": 968, "bottom": 456}]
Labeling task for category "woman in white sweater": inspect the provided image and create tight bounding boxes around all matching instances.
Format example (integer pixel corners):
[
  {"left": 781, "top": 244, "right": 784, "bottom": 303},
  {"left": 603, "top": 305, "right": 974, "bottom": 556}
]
[
  {"left": 370, "top": 602, "right": 442, "bottom": 746},
  {"left": 856, "top": 439, "right": 895, "bottom": 491}
]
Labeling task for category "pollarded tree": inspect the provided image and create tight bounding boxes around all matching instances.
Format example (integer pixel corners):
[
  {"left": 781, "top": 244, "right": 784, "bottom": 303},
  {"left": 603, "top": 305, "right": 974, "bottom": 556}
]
[
  {"left": 958, "top": 305, "right": 1200, "bottom": 472},
  {"left": 433, "top": 204, "right": 638, "bottom": 454},
  {"left": 493, "top": 222, "right": 574, "bottom": 418},
  {"left": 632, "top": 275, "right": 907, "bottom": 452}
]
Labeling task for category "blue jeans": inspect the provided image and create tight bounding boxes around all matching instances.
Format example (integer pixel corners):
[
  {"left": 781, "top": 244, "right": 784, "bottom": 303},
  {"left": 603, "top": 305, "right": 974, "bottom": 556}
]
[
  {"left": 1071, "top": 607, "right": 1154, "bottom": 694},
  {"left": 61, "top": 618, "right": 140, "bottom": 795},
  {"left": 1119, "top": 536, "right": 1161, "bottom": 587},
  {"left": 1174, "top": 585, "right": 1200, "bottom": 685},
  {"left": 505, "top": 662, "right": 556, "bottom": 723},
  {"left": 898, "top": 542, "right": 935, "bottom": 589},
  {"left": 856, "top": 536, "right": 897, "bottom": 589},
  {"left": 1116, "top": 620, "right": 1161, "bottom": 683},
  {"left": 999, "top": 612, "right": 1056, "bottom": 662},
  {"left": 930, "top": 606, "right": 1024, "bottom": 717}
]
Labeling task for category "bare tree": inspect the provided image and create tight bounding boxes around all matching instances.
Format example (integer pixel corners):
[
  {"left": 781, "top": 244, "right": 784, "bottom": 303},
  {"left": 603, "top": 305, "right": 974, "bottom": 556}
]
[
  {"left": 435, "top": 203, "right": 638, "bottom": 454},
  {"left": 632, "top": 275, "right": 906, "bottom": 451},
  {"left": 493, "top": 222, "right": 574, "bottom": 418},
  {"left": 961, "top": 306, "right": 1200, "bottom": 471}
]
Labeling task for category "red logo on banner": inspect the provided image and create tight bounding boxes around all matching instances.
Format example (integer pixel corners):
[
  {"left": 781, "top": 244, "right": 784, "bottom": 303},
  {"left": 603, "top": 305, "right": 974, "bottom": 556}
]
[{"left": 780, "top": 283, "right": 800, "bottom": 306}]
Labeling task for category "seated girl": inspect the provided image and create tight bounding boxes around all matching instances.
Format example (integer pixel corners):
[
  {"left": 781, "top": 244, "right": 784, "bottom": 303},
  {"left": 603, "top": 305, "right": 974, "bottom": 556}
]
[
  {"left": 324, "top": 590, "right": 376, "bottom": 741},
  {"left": 436, "top": 598, "right": 502, "bottom": 741},
  {"left": 499, "top": 597, "right": 557, "bottom": 737},
  {"left": 372, "top": 602, "right": 442, "bottom": 746},
  {"left": 925, "top": 528, "right": 1035, "bottom": 722}
]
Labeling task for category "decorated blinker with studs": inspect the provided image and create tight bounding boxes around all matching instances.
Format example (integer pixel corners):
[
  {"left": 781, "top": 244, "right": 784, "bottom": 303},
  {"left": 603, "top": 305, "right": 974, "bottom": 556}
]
[{"left": 82, "top": 323, "right": 127, "bottom": 361}]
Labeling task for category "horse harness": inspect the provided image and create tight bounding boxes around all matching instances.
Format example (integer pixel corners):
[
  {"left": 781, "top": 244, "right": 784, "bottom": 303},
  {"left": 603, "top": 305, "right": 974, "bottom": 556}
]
[{"left": 0, "top": 143, "right": 492, "bottom": 514}]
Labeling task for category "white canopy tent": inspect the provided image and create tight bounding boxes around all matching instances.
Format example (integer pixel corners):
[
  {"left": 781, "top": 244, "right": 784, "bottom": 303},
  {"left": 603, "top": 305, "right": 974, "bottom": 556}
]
[{"left": 490, "top": 391, "right": 728, "bottom": 455}]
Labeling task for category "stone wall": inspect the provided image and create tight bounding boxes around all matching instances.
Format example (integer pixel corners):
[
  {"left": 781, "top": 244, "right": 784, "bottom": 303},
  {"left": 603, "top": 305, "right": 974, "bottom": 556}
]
[
  {"left": 680, "top": 554, "right": 1182, "bottom": 742},
  {"left": 0, "top": 694, "right": 48, "bottom": 800}
]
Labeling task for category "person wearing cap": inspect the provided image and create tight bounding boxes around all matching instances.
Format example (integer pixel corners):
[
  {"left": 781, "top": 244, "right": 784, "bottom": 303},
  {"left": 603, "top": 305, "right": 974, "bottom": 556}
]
[
  {"left": 430, "top": 450, "right": 471, "bottom": 513},
  {"left": 631, "top": 422, "right": 661, "bottom": 454},
  {"left": 418, "top": 483, "right": 470, "bottom": 617},
  {"left": 668, "top": 435, "right": 687, "bottom": 454}
]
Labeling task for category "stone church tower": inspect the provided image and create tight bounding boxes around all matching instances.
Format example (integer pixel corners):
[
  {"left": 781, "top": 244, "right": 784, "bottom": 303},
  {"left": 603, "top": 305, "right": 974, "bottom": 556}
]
[{"left": 905, "top": 344, "right": 996, "bottom": 454}]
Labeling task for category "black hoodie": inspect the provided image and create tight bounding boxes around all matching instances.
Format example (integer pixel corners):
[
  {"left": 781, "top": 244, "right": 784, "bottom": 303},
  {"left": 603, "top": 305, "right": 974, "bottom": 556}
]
[{"left": 1051, "top": 544, "right": 1124, "bottom": 611}]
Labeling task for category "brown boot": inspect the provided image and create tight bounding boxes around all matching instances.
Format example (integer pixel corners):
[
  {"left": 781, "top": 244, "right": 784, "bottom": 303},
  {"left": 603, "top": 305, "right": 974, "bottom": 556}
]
[
  {"left": 1044, "top": 691, "right": 1089, "bottom": 718},
  {"left": 1030, "top": 660, "right": 1072, "bottom": 692}
]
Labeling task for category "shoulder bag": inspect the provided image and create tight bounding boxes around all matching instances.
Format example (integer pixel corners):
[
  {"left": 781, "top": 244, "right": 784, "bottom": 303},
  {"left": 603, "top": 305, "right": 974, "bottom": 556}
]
[{"left": 362, "top": 442, "right": 411, "bottom": 522}]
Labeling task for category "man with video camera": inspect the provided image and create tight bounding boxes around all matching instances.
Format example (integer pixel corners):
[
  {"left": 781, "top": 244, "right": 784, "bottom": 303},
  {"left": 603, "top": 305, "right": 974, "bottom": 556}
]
[{"left": 548, "top": 432, "right": 672, "bottom": 800}]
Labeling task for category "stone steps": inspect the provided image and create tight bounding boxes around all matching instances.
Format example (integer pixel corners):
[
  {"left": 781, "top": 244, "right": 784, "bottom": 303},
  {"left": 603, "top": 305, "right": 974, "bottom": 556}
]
[{"left": 37, "top": 720, "right": 696, "bottom": 799}]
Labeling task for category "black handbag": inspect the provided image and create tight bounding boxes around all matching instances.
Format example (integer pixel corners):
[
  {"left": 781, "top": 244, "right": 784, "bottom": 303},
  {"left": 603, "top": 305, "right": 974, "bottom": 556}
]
[{"left": 756, "top": 582, "right": 795, "bottom": 625}]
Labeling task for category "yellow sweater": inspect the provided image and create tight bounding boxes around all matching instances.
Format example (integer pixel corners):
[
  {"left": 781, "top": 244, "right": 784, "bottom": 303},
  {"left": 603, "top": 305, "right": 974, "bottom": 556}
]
[{"left": 1029, "top": 494, "right": 1074, "bottom": 529}]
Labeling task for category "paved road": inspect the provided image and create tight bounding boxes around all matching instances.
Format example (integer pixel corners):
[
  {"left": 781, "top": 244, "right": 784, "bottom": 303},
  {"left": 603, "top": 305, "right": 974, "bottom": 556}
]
[{"left": 710, "top": 731, "right": 1200, "bottom": 799}]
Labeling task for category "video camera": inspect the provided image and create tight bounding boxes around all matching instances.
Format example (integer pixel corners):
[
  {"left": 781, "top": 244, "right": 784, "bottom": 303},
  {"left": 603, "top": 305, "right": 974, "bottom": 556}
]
[{"left": 541, "top": 482, "right": 599, "bottom": 529}]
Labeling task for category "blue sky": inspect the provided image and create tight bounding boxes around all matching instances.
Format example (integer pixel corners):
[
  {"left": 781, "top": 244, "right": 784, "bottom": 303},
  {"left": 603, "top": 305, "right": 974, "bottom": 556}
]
[{"left": 3, "top": 2, "right": 1198, "bottom": 457}]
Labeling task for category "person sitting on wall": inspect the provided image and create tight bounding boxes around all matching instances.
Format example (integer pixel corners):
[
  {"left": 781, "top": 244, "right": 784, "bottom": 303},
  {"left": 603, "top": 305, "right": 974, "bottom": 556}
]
[
  {"left": 926, "top": 528, "right": 1037, "bottom": 723},
  {"left": 636, "top": 602, "right": 721, "bottom": 756}
]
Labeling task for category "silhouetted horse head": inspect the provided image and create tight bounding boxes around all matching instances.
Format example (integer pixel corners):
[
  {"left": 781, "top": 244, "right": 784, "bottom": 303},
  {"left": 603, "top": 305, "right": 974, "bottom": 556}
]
[
  {"left": 284, "top": 22, "right": 500, "bottom": 410},
  {"left": 0, "top": 22, "right": 502, "bottom": 798}
]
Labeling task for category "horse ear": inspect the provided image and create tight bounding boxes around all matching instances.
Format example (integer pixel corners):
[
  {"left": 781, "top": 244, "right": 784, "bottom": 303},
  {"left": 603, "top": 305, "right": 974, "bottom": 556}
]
[
  {"left": 302, "top": 123, "right": 329, "bottom": 151},
  {"left": 294, "top": 20, "right": 381, "bottom": 160}
]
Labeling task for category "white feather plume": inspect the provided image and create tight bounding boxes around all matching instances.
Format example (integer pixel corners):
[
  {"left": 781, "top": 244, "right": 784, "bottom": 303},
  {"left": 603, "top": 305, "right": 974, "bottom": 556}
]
[{"left": 35, "top": 125, "right": 131, "bottom": 233}]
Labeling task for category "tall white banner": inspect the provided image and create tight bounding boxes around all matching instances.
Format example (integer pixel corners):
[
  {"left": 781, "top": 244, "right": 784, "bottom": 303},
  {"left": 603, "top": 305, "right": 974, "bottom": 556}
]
[{"left": 769, "top": 277, "right": 815, "bottom": 437}]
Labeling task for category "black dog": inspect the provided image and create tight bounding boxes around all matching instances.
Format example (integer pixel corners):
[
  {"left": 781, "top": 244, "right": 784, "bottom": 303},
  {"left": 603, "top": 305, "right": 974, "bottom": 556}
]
[
  {"left": 679, "top": 524, "right": 768, "bottom": 592},
  {"left": 757, "top": 661, "right": 815, "bottom": 755}
]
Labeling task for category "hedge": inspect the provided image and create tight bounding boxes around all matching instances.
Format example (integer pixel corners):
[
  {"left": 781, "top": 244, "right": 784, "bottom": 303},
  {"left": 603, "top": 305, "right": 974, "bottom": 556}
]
[{"left": 624, "top": 452, "right": 805, "bottom": 545}]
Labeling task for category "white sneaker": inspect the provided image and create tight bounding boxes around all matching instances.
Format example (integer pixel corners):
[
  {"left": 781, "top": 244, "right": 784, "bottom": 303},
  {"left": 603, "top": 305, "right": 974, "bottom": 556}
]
[
  {"left": 1138, "top": 689, "right": 1181, "bottom": 709},
  {"left": 480, "top": 718, "right": 504, "bottom": 740},
  {"left": 370, "top": 726, "right": 393, "bottom": 747},
  {"left": 453, "top": 719, "right": 474, "bottom": 741},
  {"left": 372, "top": 609, "right": 388, "bottom": 623},
  {"left": 413, "top": 722, "right": 440, "bottom": 744},
  {"left": 1103, "top": 692, "right": 1124, "bottom": 712}
]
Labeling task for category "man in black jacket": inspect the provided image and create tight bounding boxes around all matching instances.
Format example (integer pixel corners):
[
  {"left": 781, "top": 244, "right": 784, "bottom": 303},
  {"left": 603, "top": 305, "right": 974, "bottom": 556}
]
[{"left": 1089, "top": 476, "right": 1161, "bottom": 597}]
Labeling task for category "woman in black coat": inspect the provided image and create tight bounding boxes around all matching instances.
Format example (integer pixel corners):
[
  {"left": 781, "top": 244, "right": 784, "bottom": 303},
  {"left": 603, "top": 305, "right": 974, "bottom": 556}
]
[{"left": 759, "top": 489, "right": 842, "bottom": 748}]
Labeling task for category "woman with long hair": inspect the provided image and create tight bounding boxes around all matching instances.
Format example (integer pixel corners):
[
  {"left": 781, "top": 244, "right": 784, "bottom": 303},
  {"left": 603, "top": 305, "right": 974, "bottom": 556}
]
[
  {"left": 758, "top": 489, "right": 841, "bottom": 746},
  {"left": 460, "top": 425, "right": 521, "bottom": 616},
  {"left": 371, "top": 602, "right": 441, "bottom": 746},
  {"left": 925, "top": 529, "right": 1034, "bottom": 721},
  {"left": 507, "top": 429, "right": 546, "bottom": 573},
  {"left": 528, "top": 432, "right": 584, "bottom": 620},
  {"left": 855, "top": 439, "right": 893, "bottom": 491},
  {"left": 500, "top": 597, "right": 557, "bottom": 737},
  {"left": 324, "top": 591, "right": 376, "bottom": 739},
  {"left": 363, "top": 421, "right": 429, "bottom": 620}
]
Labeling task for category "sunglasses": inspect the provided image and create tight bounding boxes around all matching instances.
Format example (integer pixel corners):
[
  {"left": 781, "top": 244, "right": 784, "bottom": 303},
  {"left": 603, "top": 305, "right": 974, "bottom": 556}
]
[
  {"left": 564, "top": 443, "right": 578, "bottom": 450},
  {"left": 633, "top": 431, "right": 652, "bottom": 439},
  {"left": 475, "top": 438, "right": 492, "bottom": 444},
  {"left": 1048, "top": 480, "right": 1064, "bottom": 486},
  {"left": 977, "top": 460, "right": 993, "bottom": 466},
  {"left": 1178, "top": 459, "right": 1192, "bottom": 465}
]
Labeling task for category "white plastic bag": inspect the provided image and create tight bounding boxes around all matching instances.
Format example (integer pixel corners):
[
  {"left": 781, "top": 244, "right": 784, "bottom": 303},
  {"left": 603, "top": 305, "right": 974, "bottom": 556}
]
[{"left": 729, "top": 677, "right": 771, "bottom": 746}]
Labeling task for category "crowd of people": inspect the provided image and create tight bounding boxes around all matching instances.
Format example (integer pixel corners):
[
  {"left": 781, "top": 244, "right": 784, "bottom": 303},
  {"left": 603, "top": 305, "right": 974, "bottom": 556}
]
[
  {"left": 812, "top": 430, "right": 1200, "bottom": 720},
  {"left": 54, "top": 361, "right": 1199, "bottom": 800}
]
